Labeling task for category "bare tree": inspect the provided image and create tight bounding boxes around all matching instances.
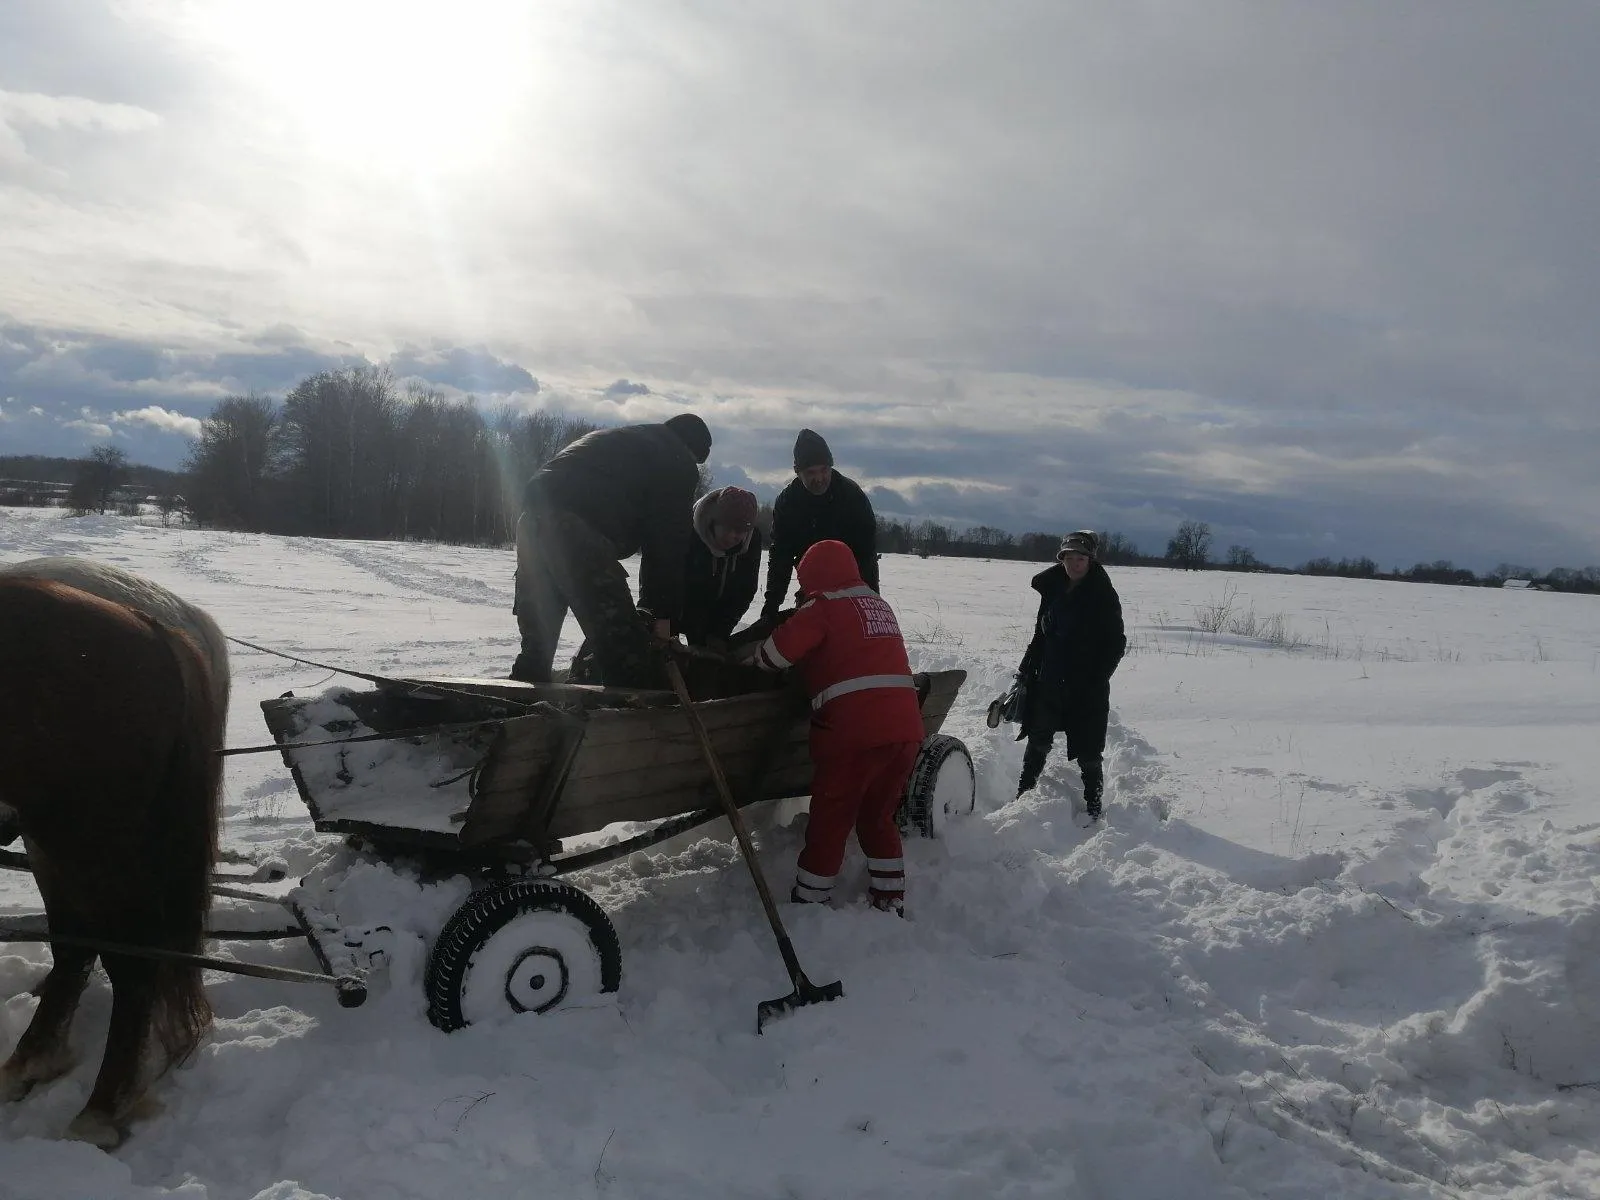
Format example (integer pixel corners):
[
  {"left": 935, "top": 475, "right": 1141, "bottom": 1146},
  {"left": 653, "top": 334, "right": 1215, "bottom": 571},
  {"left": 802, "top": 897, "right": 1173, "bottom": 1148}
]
[
  {"left": 276, "top": 367, "right": 403, "bottom": 536},
  {"left": 154, "top": 488, "right": 186, "bottom": 527},
  {"left": 1226, "top": 544, "right": 1261, "bottom": 570},
  {"left": 1487, "top": 562, "right": 1540, "bottom": 582},
  {"left": 1166, "top": 520, "right": 1212, "bottom": 570},
  {"left": 1098, "top": 531, "right": 1140, "bottom": 565},
  {"left": 68, "top": 445, "right": 129, "bottom": 514},
  {"left": 185, "top": 394, "right": 279, "bottom": 528}
]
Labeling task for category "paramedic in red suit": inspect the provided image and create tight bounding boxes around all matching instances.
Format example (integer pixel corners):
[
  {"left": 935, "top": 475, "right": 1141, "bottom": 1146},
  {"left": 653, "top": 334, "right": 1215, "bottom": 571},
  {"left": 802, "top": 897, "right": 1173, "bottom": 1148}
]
[{"left": 746, "top": 539, "right": 926, "bottom": 914}]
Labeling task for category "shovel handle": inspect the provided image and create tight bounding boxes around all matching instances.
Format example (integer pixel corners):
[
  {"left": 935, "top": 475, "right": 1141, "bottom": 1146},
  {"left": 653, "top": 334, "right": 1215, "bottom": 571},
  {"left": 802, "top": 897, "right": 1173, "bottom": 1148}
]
[{"left": 663, "top": 659, "right": 803, "bottom": 980}]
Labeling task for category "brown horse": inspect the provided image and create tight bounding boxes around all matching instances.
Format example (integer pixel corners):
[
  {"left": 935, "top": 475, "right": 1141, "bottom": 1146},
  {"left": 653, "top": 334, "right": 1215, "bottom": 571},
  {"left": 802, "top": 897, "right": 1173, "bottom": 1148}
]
[{"left": 0, "top": 560, "right": 228, "bottom": 1148}]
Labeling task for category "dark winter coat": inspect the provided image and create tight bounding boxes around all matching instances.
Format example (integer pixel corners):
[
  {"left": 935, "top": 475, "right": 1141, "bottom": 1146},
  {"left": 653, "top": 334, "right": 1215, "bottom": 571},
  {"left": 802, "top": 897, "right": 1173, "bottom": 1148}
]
[
  {"left": 523, "top": 423, "right": 700, "bottom": 626},
  {"left": 1018, "top": 562, "right": 1126, "bottom": 745},
  {"left": 680, "top": 488, "right": 764, "bottom": 646},
  {"left": 762, "top": 472, "right": 878, "bottom": 616}
]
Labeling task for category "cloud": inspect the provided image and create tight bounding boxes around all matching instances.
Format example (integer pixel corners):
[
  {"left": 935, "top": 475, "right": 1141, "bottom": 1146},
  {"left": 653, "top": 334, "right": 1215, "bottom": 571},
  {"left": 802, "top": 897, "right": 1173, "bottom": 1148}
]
[
  {"left": 113, "top": 404, "right": 202, "bottom": 437},
  {"left": 0, "top": 3, "right": 1596, "bottom": 571},
  {"left": 387, "top": 345, "right": 538, "bottom": 395},
  {"left": 0, "top": 89, "right": 160, "bottom": 134}
]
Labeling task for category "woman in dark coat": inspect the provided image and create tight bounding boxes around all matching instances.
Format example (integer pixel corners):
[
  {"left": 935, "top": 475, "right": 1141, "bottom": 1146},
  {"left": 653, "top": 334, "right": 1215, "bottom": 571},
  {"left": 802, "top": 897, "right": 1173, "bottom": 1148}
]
[{"left": 1015, "top": 530, "right": 1127, "bottom": 819}]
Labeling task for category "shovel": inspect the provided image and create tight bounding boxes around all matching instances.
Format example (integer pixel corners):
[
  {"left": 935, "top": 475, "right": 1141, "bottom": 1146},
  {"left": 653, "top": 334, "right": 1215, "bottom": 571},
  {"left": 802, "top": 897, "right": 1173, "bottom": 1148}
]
[{"left": 662, "top": 657, "right": 844, "bottom": 1032}]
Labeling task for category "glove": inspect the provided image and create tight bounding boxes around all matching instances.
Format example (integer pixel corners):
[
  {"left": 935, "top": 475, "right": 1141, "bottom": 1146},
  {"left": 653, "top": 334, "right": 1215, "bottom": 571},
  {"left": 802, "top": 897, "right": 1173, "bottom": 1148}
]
[{"left": 759, "top": 602, "right": 780, "bottom": 624}]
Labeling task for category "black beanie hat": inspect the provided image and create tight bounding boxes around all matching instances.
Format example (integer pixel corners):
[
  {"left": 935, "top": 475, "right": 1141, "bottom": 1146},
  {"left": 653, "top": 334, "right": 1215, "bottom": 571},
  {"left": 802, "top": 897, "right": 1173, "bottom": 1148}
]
[
  {"left": 793, "top": 428, "right": 834, "bottom": 470},
  {"left": 664, "top": 413, "right": 712, "bottom": 463}
]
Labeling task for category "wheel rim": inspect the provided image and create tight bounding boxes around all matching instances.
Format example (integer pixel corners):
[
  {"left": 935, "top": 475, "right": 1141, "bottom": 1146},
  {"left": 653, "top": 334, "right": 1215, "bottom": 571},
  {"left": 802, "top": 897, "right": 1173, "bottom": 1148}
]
[
  {"left": 457, "top": 909, "right": 605, "bottom": 1026},
  {"left": 929, "top": 753, "right": 975, "bottom": 830},
  {"left": 504, "top": 946, "right": 570, "bottom": 1013}
]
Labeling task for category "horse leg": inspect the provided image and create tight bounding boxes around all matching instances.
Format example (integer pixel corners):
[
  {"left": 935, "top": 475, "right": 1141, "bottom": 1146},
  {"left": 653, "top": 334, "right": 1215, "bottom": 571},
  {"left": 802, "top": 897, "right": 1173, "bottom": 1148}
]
[
  {"left": 0, "top": 946, "right": 95, "bottom": 1102},
  {"left": 64, "top": 952, "right": 158, "bottom": 1149}
]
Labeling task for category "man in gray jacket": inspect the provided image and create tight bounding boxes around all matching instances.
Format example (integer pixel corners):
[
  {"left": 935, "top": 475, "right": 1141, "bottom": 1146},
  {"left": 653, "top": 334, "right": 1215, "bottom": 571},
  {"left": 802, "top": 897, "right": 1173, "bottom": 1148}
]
[{"left": 511, "top": 413, "right": 711, "bottom": 687}]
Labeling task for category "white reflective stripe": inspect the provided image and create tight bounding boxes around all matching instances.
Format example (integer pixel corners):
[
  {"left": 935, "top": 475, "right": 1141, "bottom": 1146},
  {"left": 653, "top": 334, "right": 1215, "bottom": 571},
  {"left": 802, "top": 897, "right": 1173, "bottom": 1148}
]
[
  {"left": 810, "top": 674, "right": 916, "bottom": 710},
  {"left": 821, "top": 585, "right": 878, "bottom": 599},
  {"left": 866, "top": 857, "right": 905, "bottom": 875},
  {"left": 796, "top": 867, "right": 835, "bottom": 890},
  {"left": 758, "top": 636, "right": 792, "bottom": 670}
]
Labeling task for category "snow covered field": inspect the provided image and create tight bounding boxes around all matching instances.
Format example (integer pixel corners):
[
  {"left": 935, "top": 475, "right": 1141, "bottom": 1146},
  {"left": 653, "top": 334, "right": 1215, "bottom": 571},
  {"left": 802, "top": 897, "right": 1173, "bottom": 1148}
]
[{"left": 3, "top": 505, "right": 1599, "bottom": 1200}]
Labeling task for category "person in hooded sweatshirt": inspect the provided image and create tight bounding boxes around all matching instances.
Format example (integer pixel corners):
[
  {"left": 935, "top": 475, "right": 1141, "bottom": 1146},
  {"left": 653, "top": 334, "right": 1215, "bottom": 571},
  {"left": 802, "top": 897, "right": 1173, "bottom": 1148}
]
[
  {"left": 759, "top": 429, "right": 879, "bottom": 622},
  {"left": 1014, "top": 530, "right": 1127, "bottom": 820},
  {"left": 745, "top": 539, "right": 925, "bottom": 914},
  {"left": 510, "top": 413, "right": 712, "bottom": 688},
  {"left": 679, "top": 485, "right": 763, "bottom": 649}
]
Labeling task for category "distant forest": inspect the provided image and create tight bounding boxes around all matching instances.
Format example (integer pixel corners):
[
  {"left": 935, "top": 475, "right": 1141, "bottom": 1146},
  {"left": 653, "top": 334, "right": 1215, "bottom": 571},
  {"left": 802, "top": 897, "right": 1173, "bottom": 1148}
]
[{"left": 4, "top": 366, "right": 1597, "bottom": 594}]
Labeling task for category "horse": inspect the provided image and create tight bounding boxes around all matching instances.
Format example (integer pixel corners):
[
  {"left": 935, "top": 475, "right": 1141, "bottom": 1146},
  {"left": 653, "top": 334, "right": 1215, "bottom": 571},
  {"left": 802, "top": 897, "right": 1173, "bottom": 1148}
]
[{"left": 0, "top": 559, "right": 229, "bottom": 1149}]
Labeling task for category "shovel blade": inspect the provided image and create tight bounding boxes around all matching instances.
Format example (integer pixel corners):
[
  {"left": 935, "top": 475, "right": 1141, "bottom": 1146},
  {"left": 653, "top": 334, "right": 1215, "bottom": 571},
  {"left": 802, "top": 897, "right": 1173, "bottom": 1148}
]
[{"left": 757, "top": 976, "right": 844, "bottom": 1033}]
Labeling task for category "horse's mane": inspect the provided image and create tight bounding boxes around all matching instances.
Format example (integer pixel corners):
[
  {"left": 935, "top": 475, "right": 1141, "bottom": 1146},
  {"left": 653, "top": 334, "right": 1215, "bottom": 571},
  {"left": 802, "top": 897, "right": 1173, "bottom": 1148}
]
[{"left": 2, "top": 557, "right": 231, "bottom": 712}]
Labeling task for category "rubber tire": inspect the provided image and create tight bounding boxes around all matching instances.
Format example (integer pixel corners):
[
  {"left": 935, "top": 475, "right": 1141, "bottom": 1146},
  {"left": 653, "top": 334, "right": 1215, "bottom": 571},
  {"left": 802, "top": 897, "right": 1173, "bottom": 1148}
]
[
  {"left": 898, "top": 734, "right": 976, "bottom": 839},
  {"left": 425, "top": 880, "right": 621, "bottom": 1032}
]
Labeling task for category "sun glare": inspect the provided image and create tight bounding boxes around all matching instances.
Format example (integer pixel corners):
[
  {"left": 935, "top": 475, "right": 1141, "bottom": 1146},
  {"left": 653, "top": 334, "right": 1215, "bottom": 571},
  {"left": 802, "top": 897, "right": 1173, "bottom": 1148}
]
[{"left": 186, "top": 0, "right": 547, "bottom": 172}]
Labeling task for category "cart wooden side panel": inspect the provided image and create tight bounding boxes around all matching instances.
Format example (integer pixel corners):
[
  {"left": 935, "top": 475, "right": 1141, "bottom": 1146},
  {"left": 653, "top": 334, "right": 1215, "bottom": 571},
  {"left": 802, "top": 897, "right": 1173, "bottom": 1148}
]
[{"left": 262, "top": 668, "right": 967, "bottom": 861}]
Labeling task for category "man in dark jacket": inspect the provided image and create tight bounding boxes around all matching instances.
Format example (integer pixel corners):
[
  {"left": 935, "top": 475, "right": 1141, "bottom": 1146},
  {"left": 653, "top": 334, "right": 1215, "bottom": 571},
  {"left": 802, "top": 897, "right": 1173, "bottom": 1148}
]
[
  {"left": 759, "top": 429, "right": 879, "bottom": 622},
  {"left": 1015, "top": 530, "right": 1127, "bottom": 820},
  {"left": 681, "top": 485, "right": 763, "bottom": 648},
  {"left": 510, "top": 412, "right": 711, "bottom": 687}
]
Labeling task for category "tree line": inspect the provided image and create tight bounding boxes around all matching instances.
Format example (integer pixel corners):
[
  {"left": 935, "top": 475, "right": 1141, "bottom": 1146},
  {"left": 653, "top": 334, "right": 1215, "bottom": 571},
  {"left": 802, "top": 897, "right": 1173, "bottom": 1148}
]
[
  {"left": 4, "top": 366, "right": 1597, "bottom": 594},
  {"left": 897, "top": 516, "right": 1600, "bottom": 593},
  {"left": 180, "top": 368, "right": 602, "bottom": 543}
]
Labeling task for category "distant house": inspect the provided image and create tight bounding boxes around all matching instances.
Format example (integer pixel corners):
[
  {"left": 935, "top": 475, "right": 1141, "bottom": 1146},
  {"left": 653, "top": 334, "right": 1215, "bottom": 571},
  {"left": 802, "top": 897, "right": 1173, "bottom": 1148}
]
[{"left": 1501, "top": 579, "right": 1532, "bottom": 589}]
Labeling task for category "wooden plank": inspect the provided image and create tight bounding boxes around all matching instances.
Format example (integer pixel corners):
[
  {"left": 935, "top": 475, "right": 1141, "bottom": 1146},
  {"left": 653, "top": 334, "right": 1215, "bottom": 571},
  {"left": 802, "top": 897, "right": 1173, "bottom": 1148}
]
[
  {"left": 563, "top": 721, "right": 811, "bottom": 783},
  {"left": 919, "top": 669, "right": 967, "bottom": 735},
  {"left": 559, "top": 740, "right": 813, "bottom": 804},
  {"left": 457, "top": 714, "right": 569, "bottom": 847},
  {"left": 569, "top": 689, "right": 805, "bottom": 750},
  {"left": 460, "top": 669, "right": 968, "bottom": 843},
  {"left": 385, "top": 676, "right": 680, "bottom": 709}
]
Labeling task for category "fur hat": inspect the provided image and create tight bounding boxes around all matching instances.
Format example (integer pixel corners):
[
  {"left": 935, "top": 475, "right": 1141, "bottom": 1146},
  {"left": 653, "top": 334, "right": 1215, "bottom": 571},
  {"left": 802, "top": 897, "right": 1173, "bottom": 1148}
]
[
  {"left": 664, "top": 413, "right": 712, "bottom": 463},
  {"left": 712, "top": 486, "right": 758, "bottom": 532},
  {"left": 793, "top": 428, "right": 834, "bottom": 471},
  {"left": 1057, "top": 530, "right": 1099, "bottom": 561}
]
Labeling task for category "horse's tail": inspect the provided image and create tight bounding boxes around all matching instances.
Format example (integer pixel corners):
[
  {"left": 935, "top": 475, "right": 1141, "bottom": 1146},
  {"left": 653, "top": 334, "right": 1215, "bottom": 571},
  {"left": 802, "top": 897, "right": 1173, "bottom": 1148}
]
[{"left": 144, "top": 620, "right": 225, "bottom": 1068}]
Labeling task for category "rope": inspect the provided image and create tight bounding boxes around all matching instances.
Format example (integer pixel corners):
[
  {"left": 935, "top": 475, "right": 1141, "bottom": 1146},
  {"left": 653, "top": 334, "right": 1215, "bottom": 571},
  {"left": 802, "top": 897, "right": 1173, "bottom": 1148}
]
[
  {"left": 219, "top": 719, "right": 507, "bottom": 758},
  {"left": 226, "top": 636, "right": 419, "bottom": 689}
]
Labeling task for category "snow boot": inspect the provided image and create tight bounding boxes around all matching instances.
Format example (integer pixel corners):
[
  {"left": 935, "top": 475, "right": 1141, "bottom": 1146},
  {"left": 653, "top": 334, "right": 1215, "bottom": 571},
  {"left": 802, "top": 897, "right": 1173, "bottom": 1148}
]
[
  {"left": 1081, "top": 762, "right": 1104, "bottom": 822},
  {"left": 871, "top": 894, "right": 906, "bottom": 918}
]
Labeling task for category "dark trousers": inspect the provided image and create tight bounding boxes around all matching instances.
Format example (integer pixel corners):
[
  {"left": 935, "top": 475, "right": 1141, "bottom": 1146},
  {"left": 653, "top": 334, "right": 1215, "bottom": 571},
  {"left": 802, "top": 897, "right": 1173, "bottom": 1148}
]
[
  {"left": 1018, "top": 695, "right": 1103, "bottom": 801},
  {"left": 511, "top": 508, "right": 663, "bottom": 688}
]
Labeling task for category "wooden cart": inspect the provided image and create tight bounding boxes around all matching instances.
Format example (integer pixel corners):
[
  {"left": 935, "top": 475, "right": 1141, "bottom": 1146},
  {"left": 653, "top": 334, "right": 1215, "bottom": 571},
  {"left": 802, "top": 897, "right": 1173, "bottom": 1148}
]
[{"left": 260, "top": 669, "right": 974, "bottom": 1029}]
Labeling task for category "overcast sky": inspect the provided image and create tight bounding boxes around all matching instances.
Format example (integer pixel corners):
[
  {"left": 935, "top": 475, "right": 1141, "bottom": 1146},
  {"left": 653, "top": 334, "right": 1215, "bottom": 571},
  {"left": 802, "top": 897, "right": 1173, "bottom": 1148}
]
[{"left": 2, "top": 1, "right": 1597, "bottom": 571}]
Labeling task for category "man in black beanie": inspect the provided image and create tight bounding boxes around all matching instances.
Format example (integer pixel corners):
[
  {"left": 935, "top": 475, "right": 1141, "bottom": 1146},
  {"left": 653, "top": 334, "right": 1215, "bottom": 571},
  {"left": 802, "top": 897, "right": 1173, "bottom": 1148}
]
[
  {"left": 511, "top": 412, "right": 712, "bottom": 687},
  {"left": 760, "top": 428, "right": 879, "bottom": 622}
]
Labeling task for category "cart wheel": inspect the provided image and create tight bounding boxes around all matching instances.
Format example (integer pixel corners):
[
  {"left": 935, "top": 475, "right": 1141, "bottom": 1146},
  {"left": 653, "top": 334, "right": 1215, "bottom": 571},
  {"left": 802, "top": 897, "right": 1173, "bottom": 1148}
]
[
  {"left": 425, "top": 880, "right": 621, "bottom": 1032},
  {"left": 898, "top": 734, "right": 976, "bottom": 839}
]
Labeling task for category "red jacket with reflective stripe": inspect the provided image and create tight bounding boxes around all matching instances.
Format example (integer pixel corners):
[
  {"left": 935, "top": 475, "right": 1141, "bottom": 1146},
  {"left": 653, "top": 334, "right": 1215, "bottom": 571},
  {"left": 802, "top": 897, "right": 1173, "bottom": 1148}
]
[{"left": 757, "top": 540, "right": 925, "bottom": 753}]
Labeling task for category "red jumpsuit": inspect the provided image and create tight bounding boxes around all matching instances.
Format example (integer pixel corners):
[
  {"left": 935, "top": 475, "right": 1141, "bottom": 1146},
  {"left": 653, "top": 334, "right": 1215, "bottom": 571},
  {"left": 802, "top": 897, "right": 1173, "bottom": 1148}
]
[{"left": 752, "top": 540, "right": 925, "bottom": 909}]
